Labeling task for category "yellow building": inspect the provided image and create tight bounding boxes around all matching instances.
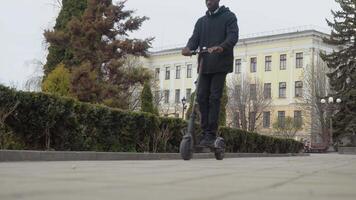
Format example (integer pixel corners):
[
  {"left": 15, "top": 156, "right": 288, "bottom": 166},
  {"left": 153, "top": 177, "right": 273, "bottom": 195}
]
[{"left": 143, "top": 28, "right": 335, "bottom": 141}]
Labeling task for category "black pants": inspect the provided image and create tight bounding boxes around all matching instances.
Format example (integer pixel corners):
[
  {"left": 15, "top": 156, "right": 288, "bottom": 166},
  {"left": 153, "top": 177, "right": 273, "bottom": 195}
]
[{"left": 197, "top": 72, "right": 227, "bottom": 136}]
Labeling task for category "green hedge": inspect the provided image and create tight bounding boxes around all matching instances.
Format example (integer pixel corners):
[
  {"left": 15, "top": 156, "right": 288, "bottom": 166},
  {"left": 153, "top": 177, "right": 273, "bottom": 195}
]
[{"left": 0, "top": 85, "right": 303, "bottom": 153}]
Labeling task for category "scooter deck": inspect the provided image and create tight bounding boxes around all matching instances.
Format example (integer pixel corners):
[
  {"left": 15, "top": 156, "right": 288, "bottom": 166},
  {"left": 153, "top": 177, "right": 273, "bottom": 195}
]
[{"left": 194, "top": 145, "right": 223, "bottom": 153}]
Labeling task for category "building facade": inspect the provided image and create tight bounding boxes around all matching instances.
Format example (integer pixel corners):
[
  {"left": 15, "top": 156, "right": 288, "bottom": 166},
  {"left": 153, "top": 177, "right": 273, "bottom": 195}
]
[{"left": 142, "top": 29, "right": 335, "bottom": 141}]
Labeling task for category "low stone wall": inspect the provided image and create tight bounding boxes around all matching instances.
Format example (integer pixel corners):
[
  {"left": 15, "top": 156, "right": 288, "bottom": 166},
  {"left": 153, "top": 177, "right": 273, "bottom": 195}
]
[
  {"left": 338, "top": 147, "right": 356, "bottom": 155},
  {"left": 0, "top": 150, "right": 309, "bottom": 162}
]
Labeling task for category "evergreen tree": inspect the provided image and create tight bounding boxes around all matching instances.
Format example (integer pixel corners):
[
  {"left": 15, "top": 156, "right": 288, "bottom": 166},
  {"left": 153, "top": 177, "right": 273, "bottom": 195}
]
[
  {"left": 42, "top": 63, "right": 71, "bottom": 97},
  {"left": 44, "top": 0, "right": 87, "bottom": 76},
  {"left": 141, "top": 82, "right": 158, "bottom": 115},
  {"left": 321, "top": 0, "right": 356, "bottom": 138},
  {"left": 44, "top": 0, "right": 153, "bottom": 109}
]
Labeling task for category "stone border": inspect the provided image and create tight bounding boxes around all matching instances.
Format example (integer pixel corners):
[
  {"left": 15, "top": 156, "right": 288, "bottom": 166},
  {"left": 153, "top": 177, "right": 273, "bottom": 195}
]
[
  {"left": 338, "top": 147, "right": 356, "bottom": 155},
  {"left": 0, "top": 150, "right": 309, "bottom": 162}
]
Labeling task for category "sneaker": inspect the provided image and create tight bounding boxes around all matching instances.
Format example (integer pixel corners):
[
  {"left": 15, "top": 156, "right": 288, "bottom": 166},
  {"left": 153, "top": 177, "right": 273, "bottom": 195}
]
[{"left": 199, "top": 134, "right": 217, "bottom": 147}]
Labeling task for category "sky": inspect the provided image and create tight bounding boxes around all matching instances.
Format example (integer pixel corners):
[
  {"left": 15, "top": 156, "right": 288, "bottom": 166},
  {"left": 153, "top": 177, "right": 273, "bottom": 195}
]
[{"left": 0, "top": 0, "right": 339, "bottom": 89}]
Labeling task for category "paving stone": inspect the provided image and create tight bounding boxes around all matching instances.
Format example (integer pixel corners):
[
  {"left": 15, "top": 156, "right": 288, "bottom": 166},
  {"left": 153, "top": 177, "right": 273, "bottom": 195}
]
[{"left": 0, "top": 154, "right": 355, "bottom": 200}]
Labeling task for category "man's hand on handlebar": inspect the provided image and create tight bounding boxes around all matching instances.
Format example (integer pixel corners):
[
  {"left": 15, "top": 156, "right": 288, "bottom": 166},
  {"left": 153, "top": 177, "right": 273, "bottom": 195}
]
[
  {"left": 182, "top": 47, "right": 192, "bottom": 56},
  {"left": 208, "top": 46, "right": 224, "bottom": 54}
]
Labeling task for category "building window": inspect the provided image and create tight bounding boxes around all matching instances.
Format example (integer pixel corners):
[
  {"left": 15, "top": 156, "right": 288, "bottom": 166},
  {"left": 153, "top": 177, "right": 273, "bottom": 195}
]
[
  {"left": 186, "top": 88, "right": 192, "bottom": 102},
  {"left": 176, "top": 66, "right": 181, "bottom": 79},
  {"left": 165, "top": 67, "right": 170, "bottom": 80},
  {"left": 263, "top": 112, "right": 271, "bottom": 128},
  {"left": 265, "top": 56, "right": 272, "bottom": 71},
  {"left": 264, "top": 83, "right": 272, "bottom": 99},
  {"left": 296, "top": 52, "right": 303, "bottom": 68},
  {"left": 155, "top": 68, "right": 160, "bottom": 81},
  {"left": 279, "top": 82, "right": 286, "bottom": 98},
  {"left": 250, "top": 84, "right": 256, "bottom": 100},
  {"left": 295, "top": 81, "right": 303, "bottom": 97},
  {"left": 187, "top": 64, "right": 192, "bottom": 78},
  {"left": 280, "top": 54, "right": 287, "bottom": 70},
  {"left": 175, "top": 89, "right": 180, "bottom": 104},
  {"left": 294, "top": 111, "right": 303, "bottom": 128},
  {"left": 164, "top": 90, "right": 170, "bottom": 104},
  {"left": 278, "top": 111, "right": 286, "bottom": 128},
  {"left": 250, "top": 57, "right": 257, "bottom": 73},
  {"left": 235, "top": 59, "right": 242, "bottom": 74}
]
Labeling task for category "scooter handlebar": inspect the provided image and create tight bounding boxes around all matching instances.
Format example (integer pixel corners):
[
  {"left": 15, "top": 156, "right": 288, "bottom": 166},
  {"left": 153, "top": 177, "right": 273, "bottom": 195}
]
[{"left": 190, "top": 47, "right": 209, "bottom": 55}]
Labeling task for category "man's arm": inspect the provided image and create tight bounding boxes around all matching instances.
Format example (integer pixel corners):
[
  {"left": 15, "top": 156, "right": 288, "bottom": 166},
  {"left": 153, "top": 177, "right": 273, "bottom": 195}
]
[
  {"left": 182, "top": 19, "right": 201, "bottom": 56},
  {"left": 219, "top": 14, "right": 239, "bottom": 51}
]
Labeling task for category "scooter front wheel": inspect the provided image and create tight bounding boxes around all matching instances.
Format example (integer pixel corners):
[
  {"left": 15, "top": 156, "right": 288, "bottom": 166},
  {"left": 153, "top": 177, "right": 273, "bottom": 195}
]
[{"left": 180, "top": 135, "right": 193, "bottom": 160}]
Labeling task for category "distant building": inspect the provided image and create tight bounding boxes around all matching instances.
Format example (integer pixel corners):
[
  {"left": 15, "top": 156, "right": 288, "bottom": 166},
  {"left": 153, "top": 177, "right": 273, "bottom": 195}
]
[{"left": 142, "top": 27, "right": 336, "bottom": 141}]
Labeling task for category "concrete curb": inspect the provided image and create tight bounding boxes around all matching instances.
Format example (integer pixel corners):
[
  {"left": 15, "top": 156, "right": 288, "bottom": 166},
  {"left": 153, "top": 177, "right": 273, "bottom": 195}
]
[
  {"left": 338, "top": 147, "right": 356, "bottom": 155},
  {"left": 0, "top": 150, "right": 309, "bottom": 162}
]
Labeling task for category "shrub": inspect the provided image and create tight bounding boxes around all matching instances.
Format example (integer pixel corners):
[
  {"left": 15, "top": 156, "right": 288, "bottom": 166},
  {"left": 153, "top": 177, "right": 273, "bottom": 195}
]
[
  {"left": 0, "top": 85, "right": 303, "bottom": 153},
  {"left": 0, "top": 101, "right": 24, "bottom": 150},
  {"left": 42, "top": 63, "right": 71, "bottom": 97},
  {"left": 0, "top": 128, "right": 25, "bottom": 150}
]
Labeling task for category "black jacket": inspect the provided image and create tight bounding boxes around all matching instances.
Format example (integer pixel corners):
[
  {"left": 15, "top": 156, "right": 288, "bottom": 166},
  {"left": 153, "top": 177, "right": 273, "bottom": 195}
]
[{"left": 186, "top": 6, "right": 239, "bottom": 74}]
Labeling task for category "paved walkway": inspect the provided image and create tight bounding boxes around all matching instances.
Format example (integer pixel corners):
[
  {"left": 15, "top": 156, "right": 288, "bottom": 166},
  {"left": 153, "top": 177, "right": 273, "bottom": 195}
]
[{"left": 0, "top": 154, "right": 355, "bottom": 200}]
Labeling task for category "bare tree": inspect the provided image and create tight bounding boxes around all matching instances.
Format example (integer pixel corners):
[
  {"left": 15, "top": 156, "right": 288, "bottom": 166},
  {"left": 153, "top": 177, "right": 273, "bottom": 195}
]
[
  {"left": 7, "top": 81, "right": 20, "bottom": 90},
  {"left": 122, "top": 56, "right": 152, "bottom": 111},
  {"left": 48, "top": 0, "right": 62, "bottom": 8},
  {"left": 158, "top": 102, "right": 181, "bottom": 118},
  {"left": 24, "top": 59, "right": 44, "bottom": 92},
  {"left": 153, "top": 90, "right": 165, "bottom": 111},
  {"left": 151, "top": 80, "right": 165, "bottom": 116},
  {"left": 272, "top": 116, "right": 303, "bottom": 139},
  {"left": 151, "top": 82, "right": 182, "bottom": 118},
  {"left": 227, "top": 75, "right": 272, "bottom": 132},
  {"left": 296, "top": 55, "right": 330, "bottom": 144},
  {"left": 127, "top": 85, "right": 142, "bottom": 111}
]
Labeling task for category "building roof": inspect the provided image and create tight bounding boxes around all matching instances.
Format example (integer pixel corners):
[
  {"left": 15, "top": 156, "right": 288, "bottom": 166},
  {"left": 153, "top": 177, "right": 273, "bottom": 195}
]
[{"left": 149, "top": 28, "right": 330, "bottom": 56}]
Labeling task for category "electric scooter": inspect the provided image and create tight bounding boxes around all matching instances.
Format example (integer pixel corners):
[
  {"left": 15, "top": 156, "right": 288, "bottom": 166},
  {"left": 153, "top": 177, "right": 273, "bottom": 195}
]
[{"left": 179, "top": 47, "right": 226, "bottom": 161}]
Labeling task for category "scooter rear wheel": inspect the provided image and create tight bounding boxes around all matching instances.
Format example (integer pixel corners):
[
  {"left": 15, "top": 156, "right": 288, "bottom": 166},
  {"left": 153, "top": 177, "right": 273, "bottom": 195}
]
[
  {"left": 180, "top": 135, "right": 193, "bottom": 160},
  {"left": 214, "top": 137, "right": 225, "bottom": 160},
  {"left": 214, "top": 149, "right": 225, "bottom": 160}
]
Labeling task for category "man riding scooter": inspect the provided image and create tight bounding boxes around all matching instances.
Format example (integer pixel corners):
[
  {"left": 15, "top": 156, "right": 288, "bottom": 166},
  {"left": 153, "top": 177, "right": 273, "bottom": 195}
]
[{"left": 182, "top": 0, "right": 239, "bottom": 147}]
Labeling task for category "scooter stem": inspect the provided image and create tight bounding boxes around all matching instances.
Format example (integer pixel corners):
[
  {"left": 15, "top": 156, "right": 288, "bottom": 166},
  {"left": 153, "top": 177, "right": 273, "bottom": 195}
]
[{"left": 187, "top": 47, "right": 208, "bottom": 144}]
